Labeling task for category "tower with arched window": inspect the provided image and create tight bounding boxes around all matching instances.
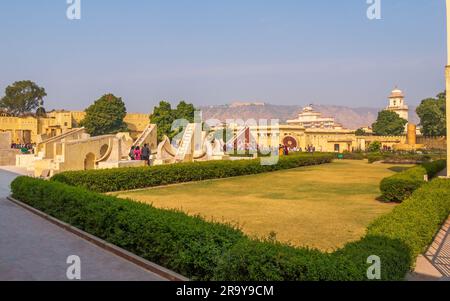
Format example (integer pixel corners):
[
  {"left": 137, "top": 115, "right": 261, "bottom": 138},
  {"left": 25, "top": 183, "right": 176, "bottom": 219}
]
[{"left": 386, "top": 87, "right": 409, "bottom": 122}]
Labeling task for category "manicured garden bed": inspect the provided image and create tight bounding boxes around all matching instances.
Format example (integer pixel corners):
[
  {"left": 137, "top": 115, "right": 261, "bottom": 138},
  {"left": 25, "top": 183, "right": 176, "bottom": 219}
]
[
  {"left": 11, "top": 166, "right": 450, "bottom": 280},
  {"left": 116, "top": 160, "right": 402, "bottom": 251}
]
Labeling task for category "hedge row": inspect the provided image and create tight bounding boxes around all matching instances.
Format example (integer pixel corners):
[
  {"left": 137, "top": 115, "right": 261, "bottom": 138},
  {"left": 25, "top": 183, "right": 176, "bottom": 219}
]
[
  {"left": 336, "top": 152, "right": 439, "bottom": 164},
  {"left": 11, "top": 176, "right": 450, "bottom": 280},
  {"left": 380, "top": 160, "right": 446, "bottom": 202},
  {"left": 51, "top": 153, "right": 333, "bottom": 193},
  {"left": 368, "top": 153, "right": 434, "bottom": 164},
  {"left": 337, "top": 152, "right": 366, "bottom": 160},
  {"left": 11, "top": 177, "right": 245, "bottom": 280}
]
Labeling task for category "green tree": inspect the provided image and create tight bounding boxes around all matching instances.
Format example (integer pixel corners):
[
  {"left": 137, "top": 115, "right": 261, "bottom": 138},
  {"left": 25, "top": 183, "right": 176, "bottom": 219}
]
[
  {"left": 0, "top": 81, "right": 47, "bottom": 116},
  {"left": 416, "top": 92, "right": 446, "bottom": 137},
  {"left": 150, "top": 100, "right": 197, "bottom": 141},
  {"left": 151, "top": 101, "right": 175, "bottom": 141},
  {"left": 175, "top": 101, "right": 196, "bottom": 122},
  {"left": 36, "top": 107, "right": 47, "bottom": 117},
  {"left": 355, "top": 128, "right": 366, "bottom": 136},
  {"left": 368, "top": 141, "right": 382, "bottom": 153},
  {"left": 81, "top": 94, "right": 128, "bottom": 136},
  {"left": 372, "top": 110, "right": 408, "bottom": 136}
]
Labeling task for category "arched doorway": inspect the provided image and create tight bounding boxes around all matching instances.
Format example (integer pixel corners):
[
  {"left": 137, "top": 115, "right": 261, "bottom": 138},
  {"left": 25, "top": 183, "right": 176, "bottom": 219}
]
[
  {"left": 84, "top": 153, "right": 96, "bottom": 170},
  {"left": 283, "top": 136, "right": 298, "bottom": 149}
]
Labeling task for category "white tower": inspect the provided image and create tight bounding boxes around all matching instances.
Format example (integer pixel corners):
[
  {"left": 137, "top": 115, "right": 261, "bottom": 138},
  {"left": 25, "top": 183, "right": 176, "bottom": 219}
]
[{"left": 386, "top": 87, "right": 409, "bottom": 122}]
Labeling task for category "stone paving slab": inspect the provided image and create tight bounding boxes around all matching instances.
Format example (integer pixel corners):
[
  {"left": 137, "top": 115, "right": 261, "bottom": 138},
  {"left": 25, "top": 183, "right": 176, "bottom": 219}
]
[{"left": 0, "top": 170, "right": 167, "bottom": 281}]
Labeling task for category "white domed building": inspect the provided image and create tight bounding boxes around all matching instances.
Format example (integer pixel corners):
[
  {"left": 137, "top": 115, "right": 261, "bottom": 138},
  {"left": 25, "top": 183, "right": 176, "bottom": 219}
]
[{"left": 287, "top": 105, "right": 343, "bottom": 130}]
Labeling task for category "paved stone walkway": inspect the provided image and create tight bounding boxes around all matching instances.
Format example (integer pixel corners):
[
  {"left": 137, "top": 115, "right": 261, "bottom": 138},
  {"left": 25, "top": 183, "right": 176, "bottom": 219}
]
[
  {"left": 407, "top": 170, "right": 449, "bottom": 281},
  {"left": 407, "top": 217, "right": 450, "bottom": 281},
  {"left": 0, "top": 170, "right": 166, "bottom": 281},
  {"left": 438, "top": 168, "right": 448, "bottom": 178},
  {"left": 0, "top": 166, "right": 30, "bottom": 176}
]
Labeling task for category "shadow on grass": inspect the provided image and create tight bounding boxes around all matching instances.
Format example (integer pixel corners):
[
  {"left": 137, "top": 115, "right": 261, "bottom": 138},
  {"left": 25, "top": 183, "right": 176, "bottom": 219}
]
[
  {"left": 374, "top": 195, "right": 399, "bottom": 204},
  {"left": 388, "top": 166, "right": 413, "bottom": 173}
]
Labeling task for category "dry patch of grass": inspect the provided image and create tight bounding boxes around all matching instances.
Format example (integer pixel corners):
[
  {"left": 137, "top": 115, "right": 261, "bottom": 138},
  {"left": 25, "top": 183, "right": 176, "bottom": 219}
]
[{"left": 115, "top": 160, "right": 408, "bottom": 251}]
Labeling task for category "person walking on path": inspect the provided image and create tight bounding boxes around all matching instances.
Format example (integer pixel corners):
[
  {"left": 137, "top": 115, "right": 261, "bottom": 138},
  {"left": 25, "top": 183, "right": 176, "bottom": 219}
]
[{"left": 141, "top": 144, "right": 150, "bottom": 165}]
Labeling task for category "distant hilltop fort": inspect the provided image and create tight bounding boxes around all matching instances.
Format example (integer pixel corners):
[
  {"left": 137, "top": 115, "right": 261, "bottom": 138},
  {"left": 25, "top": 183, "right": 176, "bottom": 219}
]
[{"left": 228, "top": 102, "right": 266, "bottom": 108}]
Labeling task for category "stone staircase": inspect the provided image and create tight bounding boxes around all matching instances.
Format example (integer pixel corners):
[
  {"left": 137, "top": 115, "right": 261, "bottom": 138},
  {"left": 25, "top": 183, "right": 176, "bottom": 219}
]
[
  {"left": 175, "top": 124, "right": 195, "bottom": 162},
  {"left": 133, "top": 124, "right": 156, "bottom": 148}
]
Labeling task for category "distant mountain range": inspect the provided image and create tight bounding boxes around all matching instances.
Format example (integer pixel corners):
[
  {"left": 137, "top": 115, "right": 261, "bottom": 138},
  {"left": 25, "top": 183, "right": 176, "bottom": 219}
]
[{"left": 199, "top": 103, "right": 419, "bottom": 130}]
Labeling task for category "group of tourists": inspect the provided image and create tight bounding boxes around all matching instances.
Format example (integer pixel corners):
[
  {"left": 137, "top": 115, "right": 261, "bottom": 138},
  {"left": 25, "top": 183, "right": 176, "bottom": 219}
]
[
  {"left": 306, "top": 145, "right": 316, "bottom": 153},
  {"left": 129, "top": 144, "right": 151, "bottom": 165},
  {"left": 278, "top": 144, "right": 316, "bottom": 155},
  {"left": 11, "top": 143, "right": 35, "bottom": 154},
  {"left": 278, "top": 144, "right": 289, "bottom": 156},
  {"left": 382, "top": 145, "right": 393, "bottom": 152}
]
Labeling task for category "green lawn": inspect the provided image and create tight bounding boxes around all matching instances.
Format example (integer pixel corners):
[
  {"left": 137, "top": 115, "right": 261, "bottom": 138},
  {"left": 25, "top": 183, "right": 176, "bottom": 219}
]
[{"left": 115, "top": 160, "right": 411, "bottom": 251}]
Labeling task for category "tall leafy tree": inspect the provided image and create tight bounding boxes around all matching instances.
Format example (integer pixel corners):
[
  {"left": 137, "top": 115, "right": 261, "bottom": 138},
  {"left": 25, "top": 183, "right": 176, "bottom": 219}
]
[
  {"left": 150, "top": 100, "right": 196, "bottom": 141},
  {"left": 0, "top": 81, "right": 46, "bottom": 116},
  {"left": 416, "top": 92, "right": 446, "bottom": 137},
  {"left": 175, "top": 101, "right": 195, "bottom": 123},
  {"left": 151, "top": 101, "right": 175, "bottom": 141},
  {"left": 81, "top": 94, "right": 128, "bottom": 136},
  {"left": 372, "top": 110, "right": 408, "bottom": 136}
]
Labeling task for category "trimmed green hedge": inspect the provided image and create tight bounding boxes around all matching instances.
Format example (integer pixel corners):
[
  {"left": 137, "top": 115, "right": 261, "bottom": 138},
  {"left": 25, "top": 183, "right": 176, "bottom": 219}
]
[
  {"left": 11, "top": 177, "right": 245, "bottom": 280},
  {"left": 11, "top": 175, "right": 450, "bottom": 280},
  {"left": 51, "top": 153, "right": 333, "bottom": 193},
  {"left": 367, "top": 153, "right": 384, "bottom": 164},
  {"left": 206, "top": 179, "right": 450, "bottom": 280},
  {"left": 368, "top": 153, "right": 433, "bottom": 164},
  {"left": 380, "top": 160, "right": 446, "bottom": 202},
  {"left": 337, "top": 152, "right": 366, "bottom": 160}
]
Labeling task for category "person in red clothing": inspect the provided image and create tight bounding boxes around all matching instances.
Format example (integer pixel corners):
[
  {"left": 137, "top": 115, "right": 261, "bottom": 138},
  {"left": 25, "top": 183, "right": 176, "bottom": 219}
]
[{"left": 133, "top": 146, "right": 142, "bottom": 161}]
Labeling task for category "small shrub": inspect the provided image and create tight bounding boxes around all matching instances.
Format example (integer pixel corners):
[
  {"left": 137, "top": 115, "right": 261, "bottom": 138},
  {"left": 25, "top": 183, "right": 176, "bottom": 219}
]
[
  {"left": 380, "top": 160, "right": 446, "bottom": 202},
  {"left": 368, "top": 141, "right": 382, "bottom": 153},
  {"left": 340, "top": 152, "right": 366, "bottom": 160},
  {"left": 368, "top": 153, "right": 383, "bottom": 164}
]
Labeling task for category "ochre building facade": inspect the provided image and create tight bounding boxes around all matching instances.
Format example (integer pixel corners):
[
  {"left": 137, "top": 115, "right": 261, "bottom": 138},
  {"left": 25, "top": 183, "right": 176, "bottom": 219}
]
[{"left": 0, "top": 111, "right": 149, "bottom": 144}]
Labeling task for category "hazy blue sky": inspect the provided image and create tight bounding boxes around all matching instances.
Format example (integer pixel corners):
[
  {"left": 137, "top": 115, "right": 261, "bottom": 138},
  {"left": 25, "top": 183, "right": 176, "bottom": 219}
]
[{"left": 0, "top": 0, "right": 446, "bottom": 112}]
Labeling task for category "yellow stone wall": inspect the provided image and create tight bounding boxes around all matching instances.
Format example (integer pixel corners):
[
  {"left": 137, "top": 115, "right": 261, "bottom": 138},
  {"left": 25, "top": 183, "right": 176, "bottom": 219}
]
[
  {"left": 0, "top": 116, "right": 39, "bottom": 144},
  {"left": 417, "top": 136, "right": 447, "bottom": 150},
  {"left": 361, "top": 136, "right": 407, "bottom": 149},
  {"left": 0, "top": 111, "right": 150, "bottom": 144}
]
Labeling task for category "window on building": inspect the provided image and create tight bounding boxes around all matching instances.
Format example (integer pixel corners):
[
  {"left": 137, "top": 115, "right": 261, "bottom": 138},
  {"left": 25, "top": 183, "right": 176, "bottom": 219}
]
[{"left": 334, "top": 144, "right": 340, "bottom": 152}]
